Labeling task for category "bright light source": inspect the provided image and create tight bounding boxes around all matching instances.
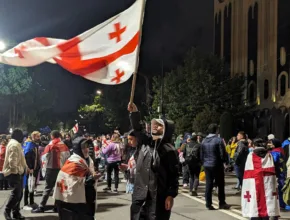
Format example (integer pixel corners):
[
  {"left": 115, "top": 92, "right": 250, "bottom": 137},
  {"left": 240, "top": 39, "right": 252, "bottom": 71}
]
[
  {"left": 96, "top": 90, "right": 102, "bottom": 95},
  {"left": 0, "top": 41, "right": 6, "bottom": 51},
  {"left": 9, "top": 128, "right": 13, "bottom": 134}
]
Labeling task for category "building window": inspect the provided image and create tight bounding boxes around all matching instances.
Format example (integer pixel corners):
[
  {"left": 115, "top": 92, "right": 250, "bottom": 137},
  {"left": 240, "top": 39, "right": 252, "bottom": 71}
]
[
  {"left": 248, "top": 82, "right": 256, "bottom": 103},
  {"left": 280, "top": 74, "right": 286, "bottom": 96},
  {"left": 280, "top": 47, "right": 286, "bottom": 66},
  {"left": 264, "top": 80, "right": 269, "bottom": 99}
]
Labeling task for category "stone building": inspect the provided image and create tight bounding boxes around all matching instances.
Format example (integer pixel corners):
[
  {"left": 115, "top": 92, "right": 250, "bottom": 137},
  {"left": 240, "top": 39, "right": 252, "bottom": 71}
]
[{"left": 214, "top": 0, "right": 290, "bottom": 140}]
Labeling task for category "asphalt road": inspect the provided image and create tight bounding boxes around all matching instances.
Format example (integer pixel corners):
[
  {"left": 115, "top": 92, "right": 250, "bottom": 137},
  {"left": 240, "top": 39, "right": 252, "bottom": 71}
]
[{"left": 0, "top": 174, "right": 289, "bottom": 219}]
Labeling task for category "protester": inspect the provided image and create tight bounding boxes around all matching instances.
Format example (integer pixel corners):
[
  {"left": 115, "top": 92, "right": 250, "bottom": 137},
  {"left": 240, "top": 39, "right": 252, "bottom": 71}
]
[
  {"left": 102, "top": 133, "right": 122, "bottom": 193},
  {"left": 23, "top": 131, "right": 41, "bottom": 211},
  {"left": 120, "top": 130, "right": 138, "bottom": 194},
  {"left": 63, "top": 134, "right": 73, "bottom": 151},
  {"left": 242, "top": 138, "right": 279, "bottom": 219},
  {"left": 234, "top": 131, "right": 248, "bottom": 187},
  {"left": 183, "top": 134, "right": 201, "bottom": 196},
  {"left": 201, "top": 124, "right": 230, "bottom": 210},
  {"left": 54, "top": 137, "right": 100, "bottom": 219},
  {"left": 3, "top": 129, "right": 28, "bottom": 220},
  {"left": 269, "top": 138, "right": 290, "bottom": 210},
  {"left": 32, "top": 130, "right": 70, "bottom": 213},
  {"left": 128, "top": 103, "right": 179, "bottom": 220},
  {"left": 0, "top": 136, "right": 8, "bottom": 190},
  {"left": 174, "top": 134, "right": 183, "bottom": 149}
]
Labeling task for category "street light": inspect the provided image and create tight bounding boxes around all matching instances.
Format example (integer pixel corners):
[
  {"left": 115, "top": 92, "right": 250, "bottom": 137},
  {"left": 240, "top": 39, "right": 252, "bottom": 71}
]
[
  {"left": 0, "top": 41, "right": 6, "bottom": 51},
  {"left": 96, "top": 90, "right": 102, "bottom": 95}
]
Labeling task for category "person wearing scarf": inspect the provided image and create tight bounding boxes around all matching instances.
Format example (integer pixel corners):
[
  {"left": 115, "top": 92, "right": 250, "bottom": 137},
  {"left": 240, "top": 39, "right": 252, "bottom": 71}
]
[{"left": 54, "top": 137, "right": 100, "bottom": 219}]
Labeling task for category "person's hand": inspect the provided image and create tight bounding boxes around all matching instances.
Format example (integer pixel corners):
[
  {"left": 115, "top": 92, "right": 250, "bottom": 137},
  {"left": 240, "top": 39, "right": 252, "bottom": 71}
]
[
  {"left": 93, "top": 173, "right": 102, "bottom": 180},
  {"left": 26, "top": 168, "right": 30, "bottom": 174},
  {"left": 128, "top": 103, "right": 138, "bottom": 112},
  {"left": 119, "top": 163, "right": 128, "bottom": 172},
  {"left": 165, "top": 196, "right": 174, "bottom": 210}
]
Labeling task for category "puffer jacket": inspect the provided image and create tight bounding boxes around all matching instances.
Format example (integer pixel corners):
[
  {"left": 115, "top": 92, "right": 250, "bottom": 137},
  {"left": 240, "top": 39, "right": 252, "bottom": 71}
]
[{"left": 201, "top": 134, "right": 228, "bottom": 167}]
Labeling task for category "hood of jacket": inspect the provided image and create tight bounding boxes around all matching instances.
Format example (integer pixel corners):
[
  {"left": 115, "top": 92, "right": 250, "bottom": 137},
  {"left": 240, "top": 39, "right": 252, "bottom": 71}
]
[
  {"left": 254, "top": 147, "right": 268, "bottom": 158},
  {"left": 151, "top": 118, "right": 175, "bottom": 144},
  {"left": 72, "top": 137, "right": 93, "bottom": 159},
  {"left": 202, "top": 134, "right": 218, "bottom": 143}
]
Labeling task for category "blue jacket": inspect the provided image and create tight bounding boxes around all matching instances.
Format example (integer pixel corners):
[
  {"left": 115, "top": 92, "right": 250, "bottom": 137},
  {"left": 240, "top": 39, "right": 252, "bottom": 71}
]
[{"left": 201, "top": 134, "right": 228, "bottom": 167}]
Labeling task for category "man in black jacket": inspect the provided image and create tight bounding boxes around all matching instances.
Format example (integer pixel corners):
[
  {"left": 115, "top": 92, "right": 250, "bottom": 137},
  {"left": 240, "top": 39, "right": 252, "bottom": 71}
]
[
  {"left": 201, "top": 124, "right": 230, "bottom": 210},
  {"left": 128, "top": 103, "right": 179, "bottom": 220},
  {"left": 183, "top": 135, "right": 201, "bottom": 196}
]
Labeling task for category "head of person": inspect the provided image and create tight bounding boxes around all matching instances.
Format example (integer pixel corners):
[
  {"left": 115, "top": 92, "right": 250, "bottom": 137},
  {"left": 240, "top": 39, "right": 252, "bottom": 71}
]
[
  {"left": 72, "top": 137, "right": 92, "bottom": 159},
  {"left": 253, "top": 138, "right": 266, "bottom": 149},
  {"left": 106, "top": 134, "right": 111, "bottom": 140},
  {"left": 127, "top": 130, "right": 137, "bottom": 147},
  {"left": 51, "top": 130, "right": 61, "bottom": 140},
  {"left": 151, "top": 119, "right": 165, "bottom": 136},
  {"left": 237, "top": 131, "right": 246, "bottom": 141},
  {"left": 31, "top": 131, "right": 41, "bottom": 143},
  {"left": 268, "top": 134, "right": 275, "bottom": 141},
  {"left": 65, "top": 134, "right": 71, "bottom": 141},
  {"left": 1, "top": 136, "right": 7, "bottom": 146},
  {"left": 191, "top": 135, "right": 198, "bottom": 143},
  {"left": 207, "top": 124, "right": 219, "bottom": 134},
  {"left": 111, "top": 133, "right": 120, "bottom": 142},
  {"left": 11, "top": 129, "right": 24, "bottom": 144},
  {"left": 270, "top": 138, "right": 281, "bottom": 149}
]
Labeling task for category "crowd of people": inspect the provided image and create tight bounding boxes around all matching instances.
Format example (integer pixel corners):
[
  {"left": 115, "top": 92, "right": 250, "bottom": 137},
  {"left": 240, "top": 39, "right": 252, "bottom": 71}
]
[
  {"left": 2, "top": 102, "right": 290, "bottom": 219},
  {"left": 176, "top": 127, "right": 290, "bottom": 219}
]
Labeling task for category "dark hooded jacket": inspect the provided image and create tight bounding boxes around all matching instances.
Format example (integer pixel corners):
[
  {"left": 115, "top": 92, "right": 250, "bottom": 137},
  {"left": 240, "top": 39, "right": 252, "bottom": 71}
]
[{"left": 130, "top": 112, "right": 179, "bottom": 201}]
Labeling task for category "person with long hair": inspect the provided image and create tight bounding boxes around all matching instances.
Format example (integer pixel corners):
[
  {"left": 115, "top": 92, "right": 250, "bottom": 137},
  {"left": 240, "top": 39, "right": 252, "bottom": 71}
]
[{"left": 102, "top": 133, "right": 122, "bottom": 193}]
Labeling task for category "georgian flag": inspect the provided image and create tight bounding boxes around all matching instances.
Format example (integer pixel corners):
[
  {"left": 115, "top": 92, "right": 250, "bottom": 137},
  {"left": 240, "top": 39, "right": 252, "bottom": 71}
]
[
  {"left": 53, "top": 154, "right": 97, "bottom": 204},
  {"left": 72, "top": 123, "right": 79, "bottom": 134},
  {"left": 242, "top": 152, "right": 280, "bottom": 218},
  {"left": 0, "top": 0, "right": 145, "bottom": 85}
]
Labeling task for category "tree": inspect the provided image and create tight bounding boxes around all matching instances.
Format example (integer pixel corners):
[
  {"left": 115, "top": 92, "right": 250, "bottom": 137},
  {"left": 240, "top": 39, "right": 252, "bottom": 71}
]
[
  {"left": 0, "top": 65, "right": 32, "bottom": 129},
  {"left": 78, "top": 95, "right": 104, "bottom": 120},
  {"left": 151, "top": 48, "right": 249, "bottom": 134},
  {"left": 192, "top": 105, "right": 220, "bottom": 133}
]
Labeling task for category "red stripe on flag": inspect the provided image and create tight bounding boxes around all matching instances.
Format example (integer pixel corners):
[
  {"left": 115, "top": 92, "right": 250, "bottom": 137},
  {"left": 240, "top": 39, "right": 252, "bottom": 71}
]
[
  {"left": 54, "top": 31, "right": 140, "bottom": 76},
  {"left": 61, "top": 160, "right": 89, "bottom": 177}
]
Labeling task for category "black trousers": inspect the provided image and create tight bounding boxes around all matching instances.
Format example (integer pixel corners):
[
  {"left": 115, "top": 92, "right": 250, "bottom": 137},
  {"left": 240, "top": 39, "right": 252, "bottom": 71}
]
[
  {"left": 188, "top": 165, "right": 201, "bottom": 191},
  {"left": 131, "top": 192, "right": 171, "bottom": 220},
  {"left": 204, "top": 166, "right": 226, "bottom": 208},
  {"left": 56, "top": 200, "right": 95, "bottom": 220},
  {"left": 5, "top": 174, "right": 23, "bottom": 214},
  {"left": 24, "top": 170, "right": 39, "bottom": 206},
  {"left": 107, "top": 161, "right": 120, "bottom": 189},
  {"left": 0, "top": 179, "right": 9, "bottom": 190}
]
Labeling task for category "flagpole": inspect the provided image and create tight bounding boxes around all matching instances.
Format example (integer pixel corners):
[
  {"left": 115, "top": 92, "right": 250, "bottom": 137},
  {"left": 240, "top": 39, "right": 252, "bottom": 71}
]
[{"left": 129, "top": 0, "right": 146, "bottom": 105}]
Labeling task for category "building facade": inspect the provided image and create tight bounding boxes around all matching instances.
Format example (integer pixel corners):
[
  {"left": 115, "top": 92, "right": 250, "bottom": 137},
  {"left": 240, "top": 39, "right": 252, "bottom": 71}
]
[{"left": 214, "top": 0, "right": 290, "bottom": 140}]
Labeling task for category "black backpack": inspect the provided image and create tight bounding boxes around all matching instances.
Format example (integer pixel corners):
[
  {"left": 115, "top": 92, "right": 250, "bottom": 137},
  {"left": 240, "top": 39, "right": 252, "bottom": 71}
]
[{"left": 185, "top": 143, "right": 200, "bottom": 165}]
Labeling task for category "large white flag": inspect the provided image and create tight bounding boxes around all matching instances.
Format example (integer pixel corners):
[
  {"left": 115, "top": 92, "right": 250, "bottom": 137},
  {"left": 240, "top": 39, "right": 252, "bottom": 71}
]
[
  {"left": 242, "top": 152, "right": 280, "bottom": 218},
  {"left": 0, "top": 0, "right": 145, "bottom": 85}
]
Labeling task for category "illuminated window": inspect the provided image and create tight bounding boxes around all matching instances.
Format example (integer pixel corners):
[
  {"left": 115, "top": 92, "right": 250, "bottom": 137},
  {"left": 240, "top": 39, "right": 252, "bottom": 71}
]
[{"left": 280, "top": 47, "right": 286, "bottom": 66}]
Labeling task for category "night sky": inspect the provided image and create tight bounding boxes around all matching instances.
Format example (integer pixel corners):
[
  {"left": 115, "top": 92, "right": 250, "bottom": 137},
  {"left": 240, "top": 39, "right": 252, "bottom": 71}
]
[{"left": 0, "top": 0, "right": 213, "bottom": 113}]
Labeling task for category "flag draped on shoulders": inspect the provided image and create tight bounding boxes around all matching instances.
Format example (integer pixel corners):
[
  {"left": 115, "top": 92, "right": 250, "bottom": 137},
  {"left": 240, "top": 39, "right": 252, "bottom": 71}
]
[
  {"left": 53, "top": 153, "right": 95, "bottom": 204},
  {"left": 242, "top": 152, "right": 280, "bottom": 218},
  {"left": 0, "top": 0, "right": 145, "bottom": 85},
  {"left": 41, "top": 138, "right": 70, "bottom": 172}
]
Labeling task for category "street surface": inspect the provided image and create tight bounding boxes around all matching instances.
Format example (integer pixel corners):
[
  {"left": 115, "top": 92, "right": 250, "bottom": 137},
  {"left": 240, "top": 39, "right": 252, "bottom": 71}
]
[{"left": 0, "top": 173, "right": 289, "bottom": 219}]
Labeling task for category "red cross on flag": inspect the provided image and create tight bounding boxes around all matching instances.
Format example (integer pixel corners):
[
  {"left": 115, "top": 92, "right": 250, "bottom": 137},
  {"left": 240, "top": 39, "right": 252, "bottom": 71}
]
[
  {"left": 0, "top": 0, "right": 145, "bottom": 85},
  {"left": 72, "top": 123, "right": 79, "bottom": 134},
  {"left": 241, "top": 152, "right": 280, "bottom": 218}
]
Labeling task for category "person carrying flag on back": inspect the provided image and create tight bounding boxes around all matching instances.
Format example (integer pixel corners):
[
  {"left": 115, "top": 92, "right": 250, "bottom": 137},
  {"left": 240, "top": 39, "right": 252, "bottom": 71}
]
[{"left": 32, "top": 130, "right": 70, "bottom": 213}]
